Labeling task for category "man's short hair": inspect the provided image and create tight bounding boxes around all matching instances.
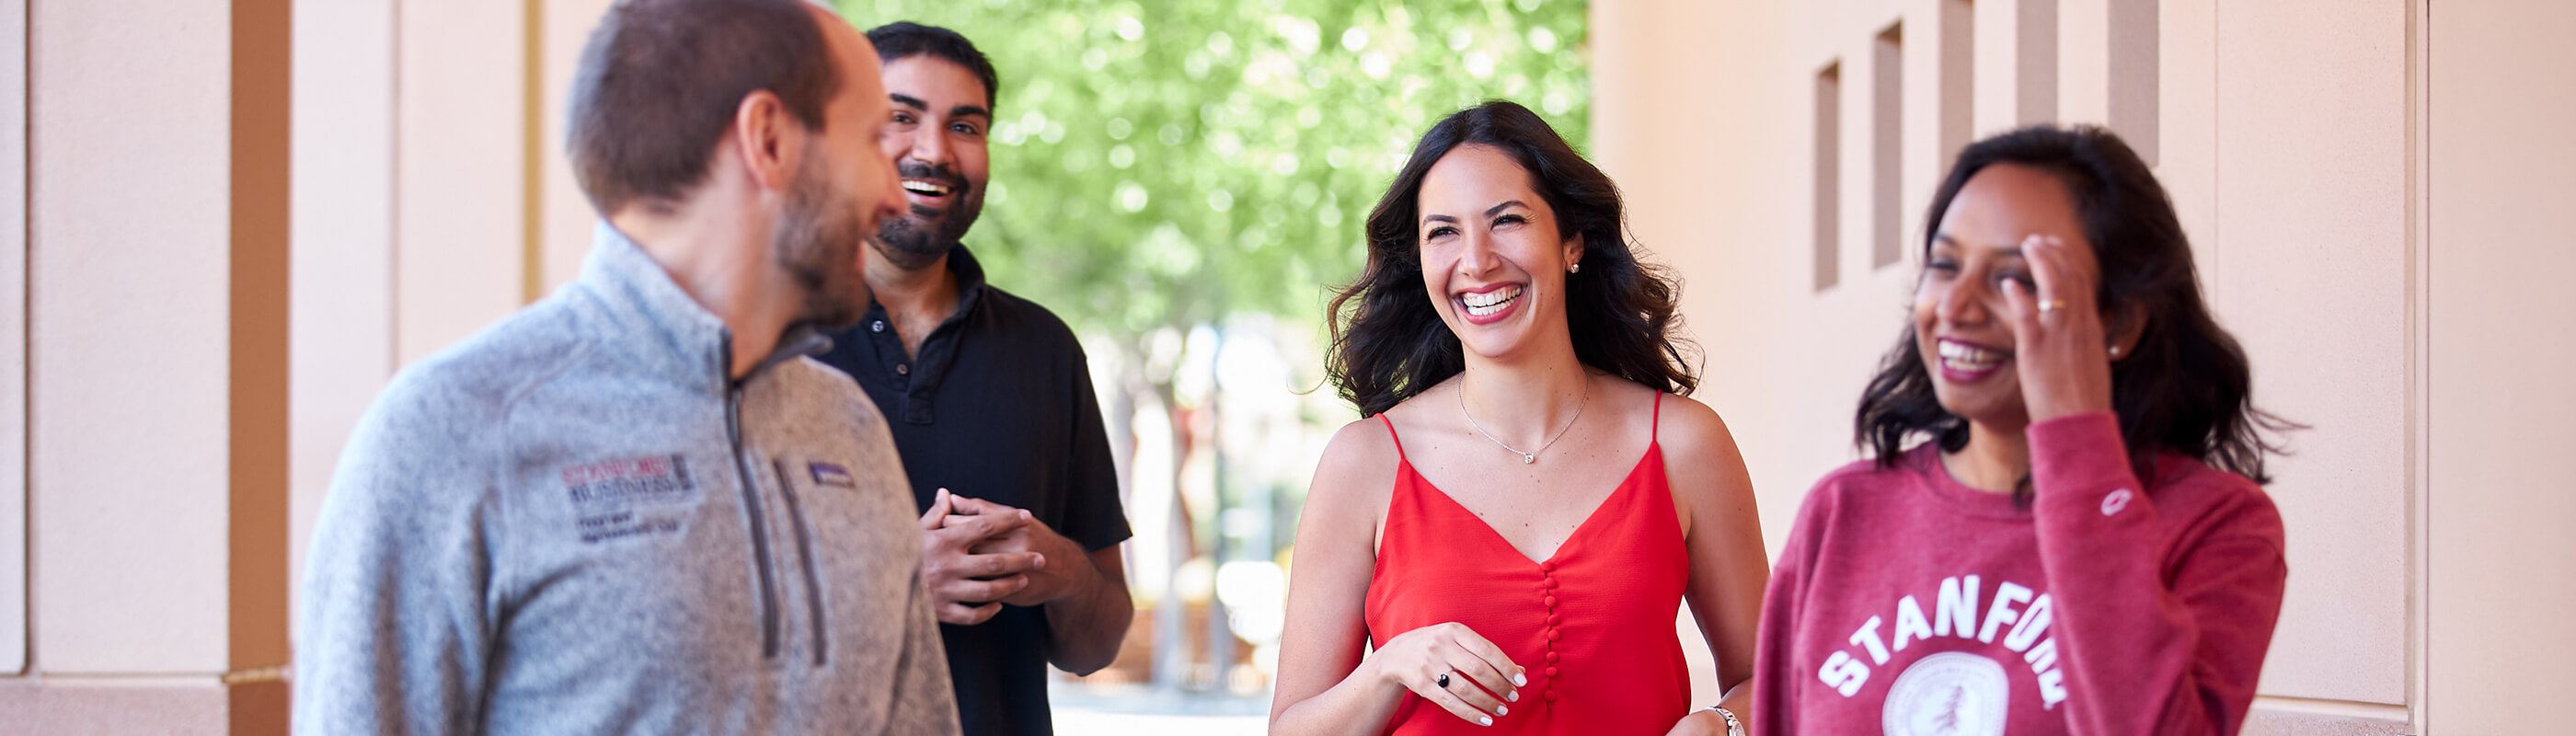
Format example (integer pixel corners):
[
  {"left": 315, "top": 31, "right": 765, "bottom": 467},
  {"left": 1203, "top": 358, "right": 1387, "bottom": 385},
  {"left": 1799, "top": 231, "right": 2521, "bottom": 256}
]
[
  {"left": 568, "top": 0, "right": 843, "bottom": 214},
  {"left": 866, "top": 22, "right": 998, "bottom": 109}
]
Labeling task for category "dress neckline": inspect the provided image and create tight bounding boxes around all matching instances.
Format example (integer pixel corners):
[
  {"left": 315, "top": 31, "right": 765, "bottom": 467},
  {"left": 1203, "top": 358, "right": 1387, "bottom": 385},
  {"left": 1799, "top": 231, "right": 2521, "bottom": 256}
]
[
  {"left": 1377, "top": 392, "right": 1666, "bottom": 566},
  {"left": 1395, "top": 442, "right": 1662, "bottom": 567}
]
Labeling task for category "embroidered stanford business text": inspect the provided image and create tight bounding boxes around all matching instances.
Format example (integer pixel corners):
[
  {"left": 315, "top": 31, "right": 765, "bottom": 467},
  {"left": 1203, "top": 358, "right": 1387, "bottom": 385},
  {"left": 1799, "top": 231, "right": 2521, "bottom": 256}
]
[{"left": 563, "top": 454, "right": 697, "bottom": 543}]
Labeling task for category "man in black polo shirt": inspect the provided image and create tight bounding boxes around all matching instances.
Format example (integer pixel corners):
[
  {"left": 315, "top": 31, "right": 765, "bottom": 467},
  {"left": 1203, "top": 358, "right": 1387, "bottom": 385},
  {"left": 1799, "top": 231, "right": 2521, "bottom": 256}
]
[{"left": 817, "top": 22, "right": 1135, "bottom": 736}]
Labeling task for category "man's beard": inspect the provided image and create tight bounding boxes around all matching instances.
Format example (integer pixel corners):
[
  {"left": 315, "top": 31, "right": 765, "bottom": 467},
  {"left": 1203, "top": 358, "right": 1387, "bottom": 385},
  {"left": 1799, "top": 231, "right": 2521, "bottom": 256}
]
[
  {"left": 775, "top": 154, "right": 873, "bottom": 331},
  {"left": 873, "top": 160, "right": 982, "bottom": 271}
]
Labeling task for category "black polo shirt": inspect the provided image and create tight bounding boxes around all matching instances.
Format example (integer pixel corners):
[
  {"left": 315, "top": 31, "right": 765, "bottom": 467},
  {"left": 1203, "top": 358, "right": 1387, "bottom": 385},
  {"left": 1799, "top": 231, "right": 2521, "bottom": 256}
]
[{"left": 816, "top": 245, "right": 1132, "bottom": 736}]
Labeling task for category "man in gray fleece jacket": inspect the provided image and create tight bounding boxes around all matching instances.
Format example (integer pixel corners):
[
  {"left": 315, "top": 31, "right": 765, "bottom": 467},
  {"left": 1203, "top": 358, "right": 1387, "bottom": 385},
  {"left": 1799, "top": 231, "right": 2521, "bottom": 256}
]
[{"left": 293, "top": 1, "right": 975, "bottom": 733}]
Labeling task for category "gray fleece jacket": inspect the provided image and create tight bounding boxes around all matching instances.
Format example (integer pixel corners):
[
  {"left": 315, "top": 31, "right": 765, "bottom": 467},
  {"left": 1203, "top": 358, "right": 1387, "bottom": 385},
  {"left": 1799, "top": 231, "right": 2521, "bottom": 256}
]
[{"left": 293, "top": 224, "right": 960, "bottom": 735}]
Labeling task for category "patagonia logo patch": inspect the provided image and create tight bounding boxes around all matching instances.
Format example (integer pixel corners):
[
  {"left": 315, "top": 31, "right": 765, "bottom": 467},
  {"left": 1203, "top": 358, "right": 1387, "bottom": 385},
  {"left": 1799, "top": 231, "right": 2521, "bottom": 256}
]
[
  {"left": 562, "top": 454, "right": 696, "bottom": 543},
  {"left": 809, "top": 462, "right": 856, "bottom": 488}
]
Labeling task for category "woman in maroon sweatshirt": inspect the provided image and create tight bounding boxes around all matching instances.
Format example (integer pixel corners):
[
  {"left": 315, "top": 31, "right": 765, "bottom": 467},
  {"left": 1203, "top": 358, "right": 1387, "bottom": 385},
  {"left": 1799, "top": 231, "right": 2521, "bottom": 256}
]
[{"left": 1752, "top": 125, "right": 2295, "bottom": 735}]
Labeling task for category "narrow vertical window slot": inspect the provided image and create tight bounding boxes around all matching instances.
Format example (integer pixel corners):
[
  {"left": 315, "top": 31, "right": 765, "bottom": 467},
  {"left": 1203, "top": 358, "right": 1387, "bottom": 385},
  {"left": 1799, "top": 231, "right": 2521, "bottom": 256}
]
[
  {"left": 1815, "top": 63, "right": 1843, "bottom": 291},
  {"left": 1873, "top": 24, "right": 1904, "bottom": 269}
]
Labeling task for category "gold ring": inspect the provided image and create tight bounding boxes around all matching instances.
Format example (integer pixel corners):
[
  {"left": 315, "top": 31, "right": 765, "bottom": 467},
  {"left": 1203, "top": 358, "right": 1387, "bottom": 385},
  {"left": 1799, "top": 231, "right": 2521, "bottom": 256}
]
[{"left": 2037, "top": 299, "right": 2069, "bottom": 313}]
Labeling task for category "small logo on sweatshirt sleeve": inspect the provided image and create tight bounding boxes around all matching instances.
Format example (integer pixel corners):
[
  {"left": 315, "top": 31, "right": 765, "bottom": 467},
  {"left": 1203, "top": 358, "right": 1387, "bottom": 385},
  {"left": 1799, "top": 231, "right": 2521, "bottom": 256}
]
[{"left": 2099, "top": 488, "right": 2134, "bottom": 517}]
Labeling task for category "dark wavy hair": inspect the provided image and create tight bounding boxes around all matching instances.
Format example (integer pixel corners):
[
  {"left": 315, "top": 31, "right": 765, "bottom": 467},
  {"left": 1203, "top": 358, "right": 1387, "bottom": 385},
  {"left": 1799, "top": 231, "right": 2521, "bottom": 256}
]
[
  {"left": 1326, "top": 100, "right": 1695, "bottom": 417},
  {"left": 1857, "top": 124, "right": 2296, "bottom": 489}
]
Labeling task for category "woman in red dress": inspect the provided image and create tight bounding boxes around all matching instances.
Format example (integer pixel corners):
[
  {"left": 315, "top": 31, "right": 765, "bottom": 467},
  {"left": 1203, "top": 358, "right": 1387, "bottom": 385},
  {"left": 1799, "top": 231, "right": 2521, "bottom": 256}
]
[{"left": 1268, "top": 100, "right": 1770, "bottom": 736}]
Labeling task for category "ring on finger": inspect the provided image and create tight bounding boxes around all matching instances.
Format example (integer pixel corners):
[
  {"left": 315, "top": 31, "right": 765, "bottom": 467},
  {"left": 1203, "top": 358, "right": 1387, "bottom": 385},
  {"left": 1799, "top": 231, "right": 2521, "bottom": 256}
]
[
  {"left": 2037, "top": 299, "right": 2069, "bottom": 314},
  {"left": 1435, "top": 672, "right": 1451, "bottom": 689}
]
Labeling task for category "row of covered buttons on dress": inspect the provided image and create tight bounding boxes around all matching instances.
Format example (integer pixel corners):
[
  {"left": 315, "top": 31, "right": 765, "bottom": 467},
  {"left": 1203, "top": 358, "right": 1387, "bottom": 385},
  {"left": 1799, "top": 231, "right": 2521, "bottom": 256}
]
[{"left": 1538, "top": 561, "right": 1561, "bottom": 705}]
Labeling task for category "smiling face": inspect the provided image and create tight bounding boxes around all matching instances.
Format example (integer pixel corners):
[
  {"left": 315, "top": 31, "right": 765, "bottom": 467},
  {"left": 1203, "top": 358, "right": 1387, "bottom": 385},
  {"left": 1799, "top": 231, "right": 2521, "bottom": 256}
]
[
  {"left": 774, "top": 7, "right": 905, "bottom": 329},
  {"left": 1914, "top": 163, "right": 2091, "bottom": 427},
  {"left": 871, "top": 54, "right": 992, "bottom": 270},
  {"left": 1415, "top": 144, "right": 1583, "bottom": 361}
]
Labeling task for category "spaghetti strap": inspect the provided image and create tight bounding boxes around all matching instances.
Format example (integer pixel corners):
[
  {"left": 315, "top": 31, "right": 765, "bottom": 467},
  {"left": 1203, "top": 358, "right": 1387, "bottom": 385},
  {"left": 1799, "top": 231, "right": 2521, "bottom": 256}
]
[
  {"left": 1377, "top": 414, "right": 1410, "bottom": 464},
  {"left": 1650, "top": 392, "right": 1663, "bottom": 443}
]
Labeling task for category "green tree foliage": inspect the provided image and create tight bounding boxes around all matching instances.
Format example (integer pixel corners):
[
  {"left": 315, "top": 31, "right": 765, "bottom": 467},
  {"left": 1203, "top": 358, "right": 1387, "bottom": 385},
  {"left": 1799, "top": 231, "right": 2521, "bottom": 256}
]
[{"left": 836, "top": 0, "right": 1590, "bottom": 336}]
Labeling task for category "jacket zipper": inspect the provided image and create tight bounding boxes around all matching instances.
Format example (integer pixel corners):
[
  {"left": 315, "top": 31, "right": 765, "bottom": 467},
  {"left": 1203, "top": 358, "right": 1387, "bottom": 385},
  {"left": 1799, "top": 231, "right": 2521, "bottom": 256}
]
[
  {"left": 774, "top": 459, "right": 831, "bottom": 665},
  {"left": 727, "top": 385, "right": 782, "bottom": 660}
]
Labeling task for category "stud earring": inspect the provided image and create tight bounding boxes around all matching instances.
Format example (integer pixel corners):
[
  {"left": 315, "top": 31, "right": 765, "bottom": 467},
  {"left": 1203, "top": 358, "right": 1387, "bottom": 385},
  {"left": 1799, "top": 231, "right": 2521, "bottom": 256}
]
[
  {"left": 1569, "top": 262, "right": 1581, "bottom": 274},
  {"left": 2109, "top": 345, "right": 2124, "bottom": 358}
]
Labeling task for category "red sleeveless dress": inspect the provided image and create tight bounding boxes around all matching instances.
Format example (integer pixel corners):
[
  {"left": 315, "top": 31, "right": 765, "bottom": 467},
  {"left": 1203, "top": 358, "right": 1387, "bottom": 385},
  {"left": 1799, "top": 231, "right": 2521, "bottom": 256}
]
[{"left": 1363, "top": 394, "right": 1692, "bottom": 735}]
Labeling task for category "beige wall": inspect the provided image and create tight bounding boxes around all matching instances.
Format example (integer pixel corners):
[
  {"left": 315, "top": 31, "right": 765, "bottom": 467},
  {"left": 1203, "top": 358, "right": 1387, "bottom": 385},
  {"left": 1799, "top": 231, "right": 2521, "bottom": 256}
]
[
  {"left": 1596, "top": 0, "right": 2576, "bottom": 731},
  {"left": 30, "top": 0, "right": 238, "bottom": 676},
  {"left": 1591, "top": 0, "right": 2406, "bottom": 726},
  {"left": 283, "top": 0, "right": 615, "bottom": 658},
  {"left": 2206, "top": 1, "right": 2410, "bottom": 709},
  {"left": 287, "top": 0, "right": 397, "bottom": 619},
  {"left": 382, "top": 0, "right": 614, "bottom": 362},
  {"left": 395, "top": 2, "right": 534, "bottom": 365},
  {"left": 6, "top": 0, "right": 293, "bottom": 729},
  {"left": 278, "top": 0, "right": 620, "bottom": 641},
  {"left": 2426, "top": 0, "right": 2576, "bottom": 732},
  {"left": 1, "top": 0, "right": 27, "bottom": 679},
  {"left": 541, "top": 0, "right": 616, "bottom": 292},
  {"left": 20, "top": 0, "right": 589, "bottom": 727}
]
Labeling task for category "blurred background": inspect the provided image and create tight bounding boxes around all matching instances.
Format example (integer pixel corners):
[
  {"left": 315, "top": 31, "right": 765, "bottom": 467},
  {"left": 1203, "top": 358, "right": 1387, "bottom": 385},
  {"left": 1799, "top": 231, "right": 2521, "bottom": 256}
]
[{"left": 4, "top": 0, "right": 2575, "bottom": 734}]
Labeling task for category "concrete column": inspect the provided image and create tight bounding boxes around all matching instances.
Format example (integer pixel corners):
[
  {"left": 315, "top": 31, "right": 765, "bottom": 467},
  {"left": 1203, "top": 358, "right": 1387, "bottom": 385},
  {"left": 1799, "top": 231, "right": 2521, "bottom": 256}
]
[
  {"left": 0, "top": 0, "right": 25, "bottom": 680},
  {"left": 2212, "top": 0, "right": 2410, "bottom": 712},
  {"left": 2428, "top": 0, "right": 2576, "bottom": 731},
  {"left": 8, "top": 0, "right": 294, "bottom": 730}
]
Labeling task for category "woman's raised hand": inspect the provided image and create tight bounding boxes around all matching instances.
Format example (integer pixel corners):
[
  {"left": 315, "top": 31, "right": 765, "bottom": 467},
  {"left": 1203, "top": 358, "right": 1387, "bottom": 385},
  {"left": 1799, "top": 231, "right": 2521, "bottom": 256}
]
[{"left": 1997, "top": 234, "right": 2119, "bottom": 424}]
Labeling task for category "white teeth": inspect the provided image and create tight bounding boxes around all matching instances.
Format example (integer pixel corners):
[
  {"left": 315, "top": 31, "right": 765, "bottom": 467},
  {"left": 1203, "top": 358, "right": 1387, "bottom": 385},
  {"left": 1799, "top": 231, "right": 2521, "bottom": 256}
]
[
  {"left": 1938, "top": 339, "right": 2007, "bottom": 370},
  {"left": 1463, "top": 286, "right": 1518, "bottom": 308},
  {"left": 902, "top": 180, "right": 951, "bottom": 196},
  {"left": 1461, "top": 285, "right": 1523, "bottom": 316}
]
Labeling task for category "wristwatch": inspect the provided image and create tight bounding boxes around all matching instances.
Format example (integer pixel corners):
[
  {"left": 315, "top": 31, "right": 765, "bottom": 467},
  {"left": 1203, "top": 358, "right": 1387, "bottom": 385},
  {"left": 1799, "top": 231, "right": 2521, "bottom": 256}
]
[{"left": 1700, "top": 705, "right": 1745, "bottom": 736}]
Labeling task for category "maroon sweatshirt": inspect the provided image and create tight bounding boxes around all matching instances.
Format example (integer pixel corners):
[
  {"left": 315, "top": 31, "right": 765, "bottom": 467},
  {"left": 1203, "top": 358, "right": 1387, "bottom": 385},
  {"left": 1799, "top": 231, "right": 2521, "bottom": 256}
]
[{"left": 1753, "top": 412, "right": 2287, "bottom": 735}]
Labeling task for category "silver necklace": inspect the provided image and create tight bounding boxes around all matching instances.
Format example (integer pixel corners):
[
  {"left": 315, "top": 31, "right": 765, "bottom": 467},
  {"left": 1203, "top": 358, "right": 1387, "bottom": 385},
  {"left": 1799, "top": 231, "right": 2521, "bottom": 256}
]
[{"left": 1457, "top": 379, "right": 1590, "bottom": 465}]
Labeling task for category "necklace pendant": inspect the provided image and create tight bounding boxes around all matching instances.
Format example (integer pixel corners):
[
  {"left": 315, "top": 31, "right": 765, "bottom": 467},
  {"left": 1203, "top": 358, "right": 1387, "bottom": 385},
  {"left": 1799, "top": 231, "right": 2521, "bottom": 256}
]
[{"left": 1521, "top": 453, "right": 1535, "bottom": 465}]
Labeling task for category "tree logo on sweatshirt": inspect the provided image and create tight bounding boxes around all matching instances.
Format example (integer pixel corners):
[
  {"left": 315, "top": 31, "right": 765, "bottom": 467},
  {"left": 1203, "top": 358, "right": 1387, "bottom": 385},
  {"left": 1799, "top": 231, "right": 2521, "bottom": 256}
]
[{"left": 1881, "top": 651, "right": 2008, "bottom": 736}]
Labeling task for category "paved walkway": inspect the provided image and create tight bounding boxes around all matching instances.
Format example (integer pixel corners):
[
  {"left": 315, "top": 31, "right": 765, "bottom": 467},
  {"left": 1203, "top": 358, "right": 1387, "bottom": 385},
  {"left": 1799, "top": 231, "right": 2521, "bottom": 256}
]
[{"left": 1048, "top": 684, "right": 1271, "bottom": 735}]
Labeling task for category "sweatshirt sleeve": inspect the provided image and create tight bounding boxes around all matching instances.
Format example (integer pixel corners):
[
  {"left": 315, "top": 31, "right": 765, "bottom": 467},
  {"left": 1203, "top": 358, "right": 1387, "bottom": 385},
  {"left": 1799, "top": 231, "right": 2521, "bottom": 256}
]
[
  {"left": 1749, "top": 482, "right": 1831, "bottom": 736},
  {"left": 293, "top": 387, "right": 501, "bottom": 735},
  {"left": 882, "top": 568, "right": 963, "bottom": 735},
  {"left": 2026, "top": 411, "right": 2289, "bottom": 735}
]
